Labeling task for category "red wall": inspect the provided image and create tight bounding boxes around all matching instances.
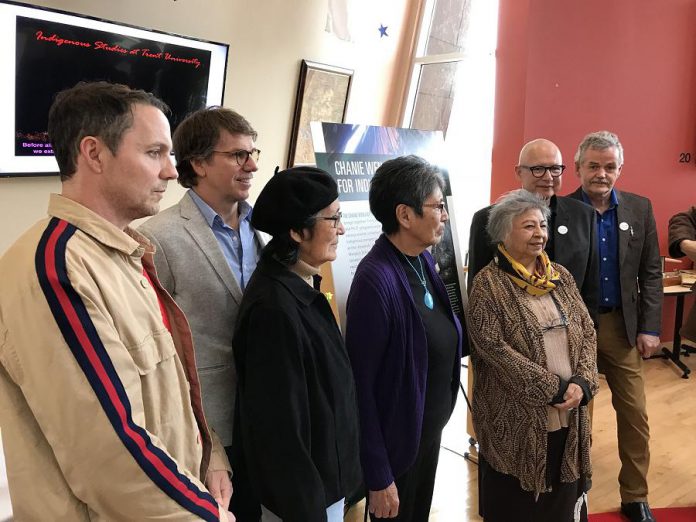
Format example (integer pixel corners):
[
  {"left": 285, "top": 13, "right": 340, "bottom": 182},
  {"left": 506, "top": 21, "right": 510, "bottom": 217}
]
[{"left": 492, "top": 0, "right": 696, "bottom": 340}]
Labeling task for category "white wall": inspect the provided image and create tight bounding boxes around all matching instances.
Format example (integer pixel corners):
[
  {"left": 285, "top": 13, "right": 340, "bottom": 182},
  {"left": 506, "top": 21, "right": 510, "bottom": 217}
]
[{"left": 0, "top": 0, "right": 413, "bottom": 253}]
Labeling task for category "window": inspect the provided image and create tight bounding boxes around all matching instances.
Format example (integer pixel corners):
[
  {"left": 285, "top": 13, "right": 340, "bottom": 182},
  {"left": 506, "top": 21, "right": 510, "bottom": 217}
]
[
  {"left": 404, "top": 0, "right": 474, "bottom": 135},
  {"left": 404, "top": 0, "right": 499, "bottom": 216},
  {"left": 404, "top": 0, "right": 499, "bottom": 287}
]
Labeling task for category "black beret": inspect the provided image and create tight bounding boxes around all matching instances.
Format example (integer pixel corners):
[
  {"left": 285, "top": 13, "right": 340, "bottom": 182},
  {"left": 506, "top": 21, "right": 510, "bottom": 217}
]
[{"left": 252, "top": 166, "right": 338, "bottom": 235}]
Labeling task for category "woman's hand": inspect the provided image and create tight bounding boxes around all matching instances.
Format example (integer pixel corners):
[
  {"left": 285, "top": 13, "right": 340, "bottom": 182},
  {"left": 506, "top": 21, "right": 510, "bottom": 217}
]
[
  {"left": 553, "top": 382, "right": 583, "bottom": 410},
  {"left": 369, "top": 482, "right": 399, "bottom": 518}
]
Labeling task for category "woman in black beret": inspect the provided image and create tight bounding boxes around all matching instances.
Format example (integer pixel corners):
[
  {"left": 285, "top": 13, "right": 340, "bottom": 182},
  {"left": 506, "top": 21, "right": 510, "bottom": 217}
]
[{"left": 232, "top": 166, "right": 361, "bottom": 522}]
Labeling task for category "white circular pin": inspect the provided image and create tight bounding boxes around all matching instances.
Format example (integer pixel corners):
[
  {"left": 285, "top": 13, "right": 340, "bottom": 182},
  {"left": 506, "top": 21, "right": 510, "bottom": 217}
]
[
  {"left": 557, "top": 225, "right": 568, "bottom": 235},
  {"left": 619, "top": 222, "right": 629, "bottom": 231}
]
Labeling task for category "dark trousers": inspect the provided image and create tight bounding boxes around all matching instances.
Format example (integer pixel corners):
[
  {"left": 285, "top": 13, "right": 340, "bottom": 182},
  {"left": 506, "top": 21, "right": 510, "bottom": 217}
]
[
  {"left": 369, "top": 434, "right": 442, "bottom": 522},
  {"left": 225, "top": 445, "right": 261, "bottom": 522},
  {"left": 479, "top": 428, "right": 587, "bottom": 522}
]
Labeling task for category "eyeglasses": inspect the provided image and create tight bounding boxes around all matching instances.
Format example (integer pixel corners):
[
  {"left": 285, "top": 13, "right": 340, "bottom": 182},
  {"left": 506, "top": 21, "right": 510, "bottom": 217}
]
[
  {"left": 520, "top": 164, "right": 566, "bottom": 178},
  {"left": 541, "top": 310, "right": 568, "bottom": 333},
  {"left": 211, "top": 148, "right": 261, "bottom": 166},
  {"left": 317, "top": 212, "right": 342, "bottom": 229},
  {"left": 422, "top": 202, "right": 447, "bottom": 213}
]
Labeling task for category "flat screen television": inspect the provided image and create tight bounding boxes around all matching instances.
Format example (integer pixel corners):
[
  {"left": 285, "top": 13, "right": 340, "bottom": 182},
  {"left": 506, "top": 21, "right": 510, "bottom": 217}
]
[{"left": 0, "top": 0, "right": 229, "bottom": 177}]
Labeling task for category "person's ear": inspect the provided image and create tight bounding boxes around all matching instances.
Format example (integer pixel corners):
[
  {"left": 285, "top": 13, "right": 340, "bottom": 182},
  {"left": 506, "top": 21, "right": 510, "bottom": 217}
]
[
  {"left": 79, "top": 136, "right": 104, "bottom": 173},
  {"left": 395, "top": 203, "right": 413, "bottom": 230},
  {"left": 289, "top": 229, "right": 304, "bottom": 243},
  {"left": 191, "top": 158, "right": 207, "bottom": 179}
]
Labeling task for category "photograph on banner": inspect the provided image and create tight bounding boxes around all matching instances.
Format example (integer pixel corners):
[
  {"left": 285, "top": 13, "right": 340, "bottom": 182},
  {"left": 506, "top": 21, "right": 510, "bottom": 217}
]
[{"left": 311, "top": 122, "right": 466, "bottom": 330}]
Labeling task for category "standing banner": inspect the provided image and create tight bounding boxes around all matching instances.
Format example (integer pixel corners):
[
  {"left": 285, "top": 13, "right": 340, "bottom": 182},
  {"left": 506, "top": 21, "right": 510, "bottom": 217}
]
[{"left": 311, "top": 122, "right": 467, "bottom": 333}]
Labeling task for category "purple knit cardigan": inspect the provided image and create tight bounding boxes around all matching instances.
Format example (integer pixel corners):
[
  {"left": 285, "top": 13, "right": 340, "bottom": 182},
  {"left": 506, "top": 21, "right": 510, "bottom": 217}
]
[{"left": 345, "top": 234, "right": 463, "bottom": 490}]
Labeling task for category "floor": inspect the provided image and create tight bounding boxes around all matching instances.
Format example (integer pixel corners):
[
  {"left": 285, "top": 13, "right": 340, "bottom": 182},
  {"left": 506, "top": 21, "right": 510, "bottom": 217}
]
[{"left": 2, "top": 349, "right": 695, "bottom": 521}]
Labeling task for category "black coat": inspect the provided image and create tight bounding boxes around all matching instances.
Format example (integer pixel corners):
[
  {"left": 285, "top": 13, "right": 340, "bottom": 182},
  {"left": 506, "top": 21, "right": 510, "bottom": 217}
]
[
  {"left": 232, "top": 255, "right": 361, "bottom": 521},
  {"left": 467, "top": 194, "right": 600, "bottom": 324}
]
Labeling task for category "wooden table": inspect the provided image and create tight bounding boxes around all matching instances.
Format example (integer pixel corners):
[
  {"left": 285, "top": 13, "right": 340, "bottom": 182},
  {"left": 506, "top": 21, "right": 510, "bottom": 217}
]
[{"left": 653, "top": 285, "right": 696, "bottom": 378}]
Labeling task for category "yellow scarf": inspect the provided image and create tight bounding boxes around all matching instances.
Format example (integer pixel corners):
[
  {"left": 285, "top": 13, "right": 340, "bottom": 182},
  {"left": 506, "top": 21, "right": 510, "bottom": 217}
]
[{"left": 495, "top": 243, "right": 560, "bottom": 296}]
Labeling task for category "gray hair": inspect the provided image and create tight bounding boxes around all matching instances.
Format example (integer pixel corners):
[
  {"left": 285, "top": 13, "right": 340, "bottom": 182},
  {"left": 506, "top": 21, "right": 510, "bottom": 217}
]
[
  {"left": 486, "top": 189, "right": 550, "bottom": 244},
  {"left": 574, "top": 130, "right": 624, "bottom": 168}
]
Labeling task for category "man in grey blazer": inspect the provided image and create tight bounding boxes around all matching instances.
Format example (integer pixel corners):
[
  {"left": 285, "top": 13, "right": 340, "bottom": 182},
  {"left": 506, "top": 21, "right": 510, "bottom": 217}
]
[
  {"left": 570, "top": 131, "right": 661, "bottom": 522},
  {"left": 139, "top": 107, "right": 265, "bottom": 521},
  {"left": 467, "top": 138, "right": 599, "bottom": 323}
]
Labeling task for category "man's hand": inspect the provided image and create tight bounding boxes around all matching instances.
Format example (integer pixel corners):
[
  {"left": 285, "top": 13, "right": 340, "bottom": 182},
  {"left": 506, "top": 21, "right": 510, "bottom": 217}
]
[
  {"left": 206, "top": 469, "right": 233, "bottom": 510},
  {"left": 369, "top": 482, "right": 399, "bottom": 518},
  {"left": 636, "top": 333, "right": 661, "bottom": 358},
  {"left": 680, "top": 239, "right": 696, "bottom": 263},
  {"left": 553, "top": 382, "right": 583, "bottom": 411}
]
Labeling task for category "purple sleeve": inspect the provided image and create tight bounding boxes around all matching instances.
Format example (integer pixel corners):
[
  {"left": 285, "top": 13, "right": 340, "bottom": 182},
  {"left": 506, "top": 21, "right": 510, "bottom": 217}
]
[{"left": 345, "top": 274, "right": 394, "bottom": 491}]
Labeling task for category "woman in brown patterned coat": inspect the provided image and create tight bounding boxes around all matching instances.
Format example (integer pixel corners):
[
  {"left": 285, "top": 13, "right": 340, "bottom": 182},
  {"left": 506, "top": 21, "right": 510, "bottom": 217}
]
[{"left": 467, "top": 189, "right": 598, "bottom": 522}]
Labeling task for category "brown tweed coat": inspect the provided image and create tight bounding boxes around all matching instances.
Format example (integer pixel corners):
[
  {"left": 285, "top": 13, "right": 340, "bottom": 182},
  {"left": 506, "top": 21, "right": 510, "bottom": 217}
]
[{"left": 467, "top": 261, "right": 598, "bottom": 494}]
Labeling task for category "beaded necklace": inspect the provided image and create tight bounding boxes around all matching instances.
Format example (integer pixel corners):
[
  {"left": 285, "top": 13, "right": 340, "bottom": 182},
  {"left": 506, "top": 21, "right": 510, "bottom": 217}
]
[{"left": 402, "top": 253, "right": 434, "bottom": 309}]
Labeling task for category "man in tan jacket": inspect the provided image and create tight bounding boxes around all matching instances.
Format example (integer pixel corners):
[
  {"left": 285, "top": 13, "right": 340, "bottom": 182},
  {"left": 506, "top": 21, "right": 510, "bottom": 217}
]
[{"left": 0, "top": 82, "right": 233, "bottom": 521}]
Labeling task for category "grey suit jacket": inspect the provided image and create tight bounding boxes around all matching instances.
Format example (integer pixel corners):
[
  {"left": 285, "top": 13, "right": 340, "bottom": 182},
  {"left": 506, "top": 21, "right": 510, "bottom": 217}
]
[
  {"left": 568, "top": 188, "right": 662, "bottom": 345},
  {"left": 139, "top": 192, "right": 267, "bottom": 446}
]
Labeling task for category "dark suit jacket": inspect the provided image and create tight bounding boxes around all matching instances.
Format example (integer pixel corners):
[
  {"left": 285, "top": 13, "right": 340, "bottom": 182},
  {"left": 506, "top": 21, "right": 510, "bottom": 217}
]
[
  {"left": 568, "top": 188, "right": 662, "bottom": 345},
  {"left": 467, "top": 195, "right": 599, "bottom": 323}
]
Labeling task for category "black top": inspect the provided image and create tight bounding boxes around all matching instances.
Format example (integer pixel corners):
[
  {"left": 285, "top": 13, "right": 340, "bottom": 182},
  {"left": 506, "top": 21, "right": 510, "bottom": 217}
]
[
  {"left": 232, "top": 255, "right": 361, "bottom": 521},
  {"left": 398, "top": 251, "right": 459, "bottom": 444}
]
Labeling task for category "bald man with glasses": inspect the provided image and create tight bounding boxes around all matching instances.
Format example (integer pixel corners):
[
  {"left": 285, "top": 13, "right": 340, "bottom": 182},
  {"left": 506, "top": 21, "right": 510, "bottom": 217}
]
[
  {"left": 139, "top": 106, "right": 267, "bottom": 521},
  {"left": 467, "top": 138, "right": 599, "bottom": 323}
]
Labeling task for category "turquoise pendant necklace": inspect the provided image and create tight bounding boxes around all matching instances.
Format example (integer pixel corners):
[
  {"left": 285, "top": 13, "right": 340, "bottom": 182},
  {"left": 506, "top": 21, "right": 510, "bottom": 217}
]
[{"left": 402, "top": 253, "right": 434, "bottom": 310}]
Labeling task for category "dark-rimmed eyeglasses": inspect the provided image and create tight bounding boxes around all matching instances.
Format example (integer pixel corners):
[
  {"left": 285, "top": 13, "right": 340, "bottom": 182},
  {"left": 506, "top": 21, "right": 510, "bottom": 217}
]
[
  {"left": 520, "top": 164, "right": 566, "bottom": 178},
  {"left": 317, "top": 212, "right": 342, "bottom": 229},
  {"left": 422, "top": 202, "right": 447, "bottom": 213},
  {"left": 211, "top": 148, "right": 261, "bottom": 167}
]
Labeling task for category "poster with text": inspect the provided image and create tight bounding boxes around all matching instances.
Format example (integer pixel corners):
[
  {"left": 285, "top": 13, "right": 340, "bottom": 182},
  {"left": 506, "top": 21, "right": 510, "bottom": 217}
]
[{"left": 311, "top": 122, "right": 466, "bottom": 331}]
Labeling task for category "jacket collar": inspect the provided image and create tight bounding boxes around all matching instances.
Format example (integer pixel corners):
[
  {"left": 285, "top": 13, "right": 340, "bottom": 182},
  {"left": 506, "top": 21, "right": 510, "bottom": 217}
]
[
  {"left": 259, "top": 255, "right": 323, "bottom": 306},
  {"left": 178, "top": 193, "right": 243, "bottom": 303},
  {"left": 187, "top": 189, "right": 253, "bottom": 229},
  {"left": 48, "top": 193, "right": 148, "bottom": 257}
]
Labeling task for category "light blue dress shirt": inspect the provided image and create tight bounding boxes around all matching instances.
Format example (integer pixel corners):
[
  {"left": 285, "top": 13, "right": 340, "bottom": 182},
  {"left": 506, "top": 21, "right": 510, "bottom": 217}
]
[{"left": 188, "top": 190, "right": 259, "bottom": 290}]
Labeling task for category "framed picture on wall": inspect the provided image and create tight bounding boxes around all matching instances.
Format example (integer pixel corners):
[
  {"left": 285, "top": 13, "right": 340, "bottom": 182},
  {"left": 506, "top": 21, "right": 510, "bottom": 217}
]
[{"left": 287, "top": 60, "right": 353, "bottom": 167}]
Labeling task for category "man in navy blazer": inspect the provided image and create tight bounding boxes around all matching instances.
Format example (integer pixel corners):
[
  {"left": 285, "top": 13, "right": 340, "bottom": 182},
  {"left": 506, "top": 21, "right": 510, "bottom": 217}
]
[
  {"left": 467, "top": 138, "right": 599, "bottom": 323},
  {"left": 139, "top": 107, "right": 266, "bottom": 521},
  {"left": 569, "top": 130, "right": 661, "bottom": 522}
]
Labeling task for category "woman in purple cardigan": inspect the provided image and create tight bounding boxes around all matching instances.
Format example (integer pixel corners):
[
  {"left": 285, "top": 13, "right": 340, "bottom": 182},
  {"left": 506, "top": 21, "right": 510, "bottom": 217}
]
[{"left": 345, "top": 155, "right": 464, "bottom": 521}]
